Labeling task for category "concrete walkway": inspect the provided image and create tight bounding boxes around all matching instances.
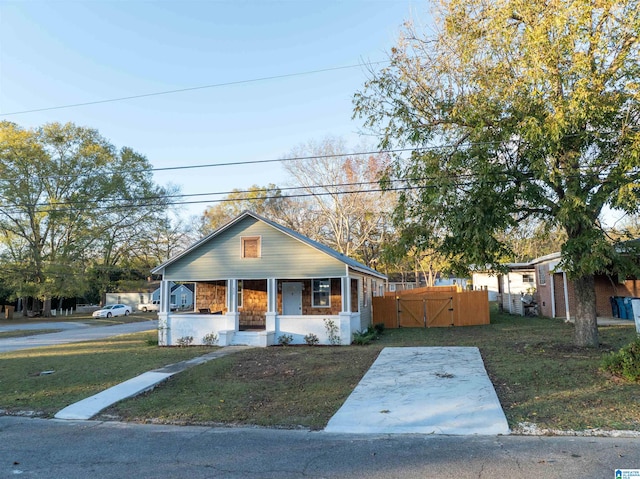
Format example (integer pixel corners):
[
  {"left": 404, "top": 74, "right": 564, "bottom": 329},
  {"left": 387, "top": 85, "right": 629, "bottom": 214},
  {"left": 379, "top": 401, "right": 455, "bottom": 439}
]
[
  {"left": 54, "top": 346, "right": 253, "bottom": 420},
  {"left": 325, "top": 347, "right": 510, "bottom": 435}
]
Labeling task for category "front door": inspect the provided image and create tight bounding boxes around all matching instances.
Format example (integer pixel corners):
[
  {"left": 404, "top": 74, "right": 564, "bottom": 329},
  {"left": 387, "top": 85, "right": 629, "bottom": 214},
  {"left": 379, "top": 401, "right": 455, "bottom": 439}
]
[{"left": 282, "top": 282, "right": 303, "bottom": 315}]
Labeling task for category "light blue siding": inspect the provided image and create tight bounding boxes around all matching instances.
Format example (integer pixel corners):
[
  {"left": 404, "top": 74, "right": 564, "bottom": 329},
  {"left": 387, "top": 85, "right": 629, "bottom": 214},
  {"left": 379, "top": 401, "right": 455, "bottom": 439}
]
[{"left": 163, "top": 217, "right": 347, "bottom": 281}]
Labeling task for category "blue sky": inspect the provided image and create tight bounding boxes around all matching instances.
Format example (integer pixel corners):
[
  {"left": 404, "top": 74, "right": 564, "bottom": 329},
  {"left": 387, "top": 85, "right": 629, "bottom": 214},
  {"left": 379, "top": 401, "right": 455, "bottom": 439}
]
[{"left": 0, "top": 0, "right": 422, "bottom": 218}]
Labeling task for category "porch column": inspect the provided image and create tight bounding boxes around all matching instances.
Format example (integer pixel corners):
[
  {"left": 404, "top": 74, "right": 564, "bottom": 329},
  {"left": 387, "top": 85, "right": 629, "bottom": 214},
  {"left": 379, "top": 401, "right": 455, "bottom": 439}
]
[
  {"left": 266, "top": 278, "right": 277, "bottom": 332},
  {"left": 341, "top": 277, "right": 350, "bottom": 313},
  {"left": 159, "top": 280, "right": 170, "bottom": 313},
  {"left": 225, "top": 279, "right": 239, "bottom": 331},
  {"left": 267, "top": 278, "right": 277, "bottom": 312},
  {"left": 228, "top": 279, "right": 237, "bottom": 313}
]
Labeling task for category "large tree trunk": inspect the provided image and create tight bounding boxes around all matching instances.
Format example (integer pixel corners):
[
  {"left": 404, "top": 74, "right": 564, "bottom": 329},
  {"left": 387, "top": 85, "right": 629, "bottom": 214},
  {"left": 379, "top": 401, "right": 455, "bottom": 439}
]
[
  {"left": 43, "top": 298, "right": 52, "bottom": 317},
  {"left": 573, "top": 274, "right": 599, "bottom": 347}
]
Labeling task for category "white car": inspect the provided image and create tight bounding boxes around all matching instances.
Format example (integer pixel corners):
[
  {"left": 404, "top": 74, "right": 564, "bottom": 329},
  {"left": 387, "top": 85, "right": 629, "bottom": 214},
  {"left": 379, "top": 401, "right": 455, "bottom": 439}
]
[{"left": 92, "top": 304, "right": 132, "bottom": 318}]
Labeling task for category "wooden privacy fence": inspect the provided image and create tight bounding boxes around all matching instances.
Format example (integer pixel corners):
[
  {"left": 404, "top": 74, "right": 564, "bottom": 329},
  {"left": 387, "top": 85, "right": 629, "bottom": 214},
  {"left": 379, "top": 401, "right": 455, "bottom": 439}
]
[{"left": 373, "top": 288, "right": 489, "bottom": 328}]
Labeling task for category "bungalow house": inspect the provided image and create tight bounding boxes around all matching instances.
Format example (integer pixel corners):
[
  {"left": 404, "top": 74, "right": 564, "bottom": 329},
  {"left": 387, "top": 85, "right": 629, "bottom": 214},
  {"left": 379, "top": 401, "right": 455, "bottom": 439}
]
[
  {"left": 532, "top": 252, "right": 640, "bottom": 320},
  {"left": 151, "top": 211, "right": 387, "bottom": 347}
]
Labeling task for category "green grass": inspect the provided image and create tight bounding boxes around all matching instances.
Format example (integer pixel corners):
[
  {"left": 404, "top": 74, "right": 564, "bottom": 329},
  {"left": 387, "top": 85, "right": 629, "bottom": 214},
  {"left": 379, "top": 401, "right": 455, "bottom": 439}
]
[
  {"left": 2, "top": 306, "right": 639, "bottom": 432},
  {"left": 0, "top": 331, "right": 216, "bottom": 416},
  {"left": 106, "top": 346, "right": 376, "bottom": 430}
]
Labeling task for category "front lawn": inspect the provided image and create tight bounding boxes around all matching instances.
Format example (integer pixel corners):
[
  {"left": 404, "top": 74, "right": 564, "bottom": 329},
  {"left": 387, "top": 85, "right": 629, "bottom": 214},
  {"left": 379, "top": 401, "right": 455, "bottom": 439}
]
[
  {"left": 0, "top": 332, "right": 217, "bottom": 416},
  {"left": 2, "top": 307, "right": 638, "bottom": 433},
  {"left": 105, "top": 308, "right": 640, "bottom": 432}
]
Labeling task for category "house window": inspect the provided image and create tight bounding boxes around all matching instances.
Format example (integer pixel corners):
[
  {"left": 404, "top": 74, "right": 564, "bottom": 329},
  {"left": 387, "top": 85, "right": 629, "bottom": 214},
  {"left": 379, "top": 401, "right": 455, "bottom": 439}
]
[
  {"left": 181, "top": 294, "right": 187, "bottom": 306},
  {"left": 312, "top": 279, "right": 331, "bottom": 307},
  {"left": 139, "top": 294, "right": 144, "bottom": 303},
  {"left": 538, "top": 266, "right": 546, "bottom": 285},
  {"left": 237, "top": 280, "right": 243, "bottom": 307},
  {"left": 522, "top": 274, "right": 535, "bottom": 284},
  {"left": 241, "top": 236, "right": 261, "bottom": 258}
]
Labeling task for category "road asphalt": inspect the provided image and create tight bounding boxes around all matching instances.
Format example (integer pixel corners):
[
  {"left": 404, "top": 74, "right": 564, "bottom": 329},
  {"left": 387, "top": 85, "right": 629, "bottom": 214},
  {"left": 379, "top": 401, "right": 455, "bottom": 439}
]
[
  {"left": 1, "top": 416, "right": 639, "bottom": 478},
  {"left": 0, "top": 319, "right": 158, "bottom": 353}
]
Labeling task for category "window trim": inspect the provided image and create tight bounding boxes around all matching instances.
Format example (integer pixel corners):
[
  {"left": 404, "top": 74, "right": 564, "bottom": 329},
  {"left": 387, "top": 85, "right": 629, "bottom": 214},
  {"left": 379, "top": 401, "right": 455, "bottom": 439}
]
[
  {"left": 312, "top": 278, "right": 331, "bottom": 308},
  {"left": 240, "top": 236, "right": 261, "bottom": 259},
  {"left": 237, "top": 280, "right": 243, "bottom": 308},
  {"left": 522, "top": 273, "right": 534, "bottom": 284}
]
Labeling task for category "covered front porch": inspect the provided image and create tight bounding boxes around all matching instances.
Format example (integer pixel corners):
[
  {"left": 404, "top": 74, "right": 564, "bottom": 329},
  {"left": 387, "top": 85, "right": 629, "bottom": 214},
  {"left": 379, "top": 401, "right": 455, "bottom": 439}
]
[{"left": 157, "top": 276, "right": 363, "bottom": 347}]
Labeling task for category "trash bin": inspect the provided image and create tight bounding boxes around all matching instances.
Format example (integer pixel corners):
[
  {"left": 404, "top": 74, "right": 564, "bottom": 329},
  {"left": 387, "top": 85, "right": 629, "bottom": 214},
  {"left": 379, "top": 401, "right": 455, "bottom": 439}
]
[
  {"left": 623, "top": 297, "right": 635, "bottom": 321},
  {"left": 5, "top": 305, "right": 14, "bottom": 320},
  {"left": 631, "top": 299, "right": 640, "bottom": 334},
  {"left": 610, "top": 296, "right": 620, "bottom": 318},
  {"left": 616, "top": 297, "right": 628, "bottom": 319}
]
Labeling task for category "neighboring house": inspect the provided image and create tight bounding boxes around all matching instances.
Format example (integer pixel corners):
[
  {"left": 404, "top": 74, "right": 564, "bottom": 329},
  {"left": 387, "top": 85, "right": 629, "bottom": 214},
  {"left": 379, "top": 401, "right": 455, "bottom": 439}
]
[
  {"left": 170, "top": 283, "right": 195, "bottom": 310},
  {"left": 472, "top": 264, "right": 536, "bottom": 314},
  {"left": 106, "top": 282, "right": 194, "bottom": 311},
  {"left": 532, "top": 252, "right": 640, "bottom": 320},
  {"left": 150, "top": 282, "right": 195, "bottom": 310},
  {"left": 386, "top": 275, "right": 468, "bottom": 293},
  {"left": 104, "top": 292, "right": 142, "bottom": 311},
  {"left": 387, "top": 281, "right": 419, "bottom": 293},
  {"left": 151, "top": 211, "right": 387, "bottom": 347}
]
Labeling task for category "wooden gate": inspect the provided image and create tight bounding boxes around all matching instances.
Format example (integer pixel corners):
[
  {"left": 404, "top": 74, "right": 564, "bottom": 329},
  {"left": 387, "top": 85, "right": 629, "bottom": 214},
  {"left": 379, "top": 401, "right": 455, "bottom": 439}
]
[
  {"left": 397, "top": 296, "right": 454, "bottom": 327},
  {"left": 372, "top": 289, "right": 489, "bottom": 328}
]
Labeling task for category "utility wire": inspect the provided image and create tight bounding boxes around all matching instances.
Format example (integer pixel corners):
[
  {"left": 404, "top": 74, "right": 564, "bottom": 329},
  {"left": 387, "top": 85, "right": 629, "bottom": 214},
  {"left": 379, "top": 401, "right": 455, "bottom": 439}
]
[
  {"left": 0, "top": 133, "right": 617, "bottom": 180},
  {"left": 0, "top": 169, "right": 622, "bottom": 215},
  {"left": 0, "top": 61, "right": 390, "bottom": 116}
]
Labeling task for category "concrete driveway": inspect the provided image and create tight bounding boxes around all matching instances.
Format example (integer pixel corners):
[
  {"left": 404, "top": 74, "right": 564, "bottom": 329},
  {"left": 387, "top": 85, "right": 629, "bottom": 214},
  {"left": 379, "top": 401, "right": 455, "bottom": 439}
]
[{"left": 325, "top": 347, "right": 510, "bottom": 435}]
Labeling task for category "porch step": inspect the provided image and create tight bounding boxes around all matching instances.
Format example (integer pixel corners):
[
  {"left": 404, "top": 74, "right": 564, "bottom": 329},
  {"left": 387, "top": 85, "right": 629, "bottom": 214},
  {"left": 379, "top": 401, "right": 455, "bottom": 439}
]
[{"left": 231, "top": 330, "right": 274, "bottom": 347}]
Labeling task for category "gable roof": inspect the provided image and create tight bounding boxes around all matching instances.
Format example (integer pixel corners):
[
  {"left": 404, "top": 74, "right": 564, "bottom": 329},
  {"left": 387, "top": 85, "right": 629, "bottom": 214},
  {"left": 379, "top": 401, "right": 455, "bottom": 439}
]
[
  {"left": 152, "top": 211, "right": 387, "bottom": 280},
  {"left": 170, "top": 282, "right": 195, "bottom": 293}
]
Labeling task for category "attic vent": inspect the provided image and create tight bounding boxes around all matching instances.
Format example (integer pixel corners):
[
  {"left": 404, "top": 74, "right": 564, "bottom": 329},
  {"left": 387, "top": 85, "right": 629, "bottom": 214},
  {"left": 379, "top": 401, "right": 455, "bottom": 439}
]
[{"left": 241, "top": 236, "right": 261, "bottom": 258}]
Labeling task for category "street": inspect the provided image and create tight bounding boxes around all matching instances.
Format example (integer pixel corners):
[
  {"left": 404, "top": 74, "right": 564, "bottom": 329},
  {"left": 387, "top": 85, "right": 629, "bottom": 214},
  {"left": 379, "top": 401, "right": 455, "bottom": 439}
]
[
  {"left": 0, "top": 320, "right": 157, "bottom": 353},
  {"left": 1, "top": 416, "right": 638, "bottom": 478}
]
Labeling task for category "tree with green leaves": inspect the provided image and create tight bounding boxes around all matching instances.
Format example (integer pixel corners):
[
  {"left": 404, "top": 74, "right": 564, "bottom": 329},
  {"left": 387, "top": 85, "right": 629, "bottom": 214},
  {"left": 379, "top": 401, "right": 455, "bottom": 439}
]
[
  {"left": 355, "top": 0, "right": 640, "bottom": 346},
  {"left": 0, "top": 121, "right": 171, "bottom": 314}
]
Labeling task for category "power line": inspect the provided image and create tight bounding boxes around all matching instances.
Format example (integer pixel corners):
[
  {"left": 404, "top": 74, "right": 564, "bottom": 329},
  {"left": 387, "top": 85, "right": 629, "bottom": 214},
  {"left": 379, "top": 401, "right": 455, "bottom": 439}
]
[
  {"left": 1, "top": 135, "right": 612, "bottom": 180},
  {"left": 0, "top": 61, "right": 390, "bottom": 116},
  {"left": 150, "top": 147, "right": 399, "bottom": 173},
  {"left": 0, "top": 168, "right": 621, "bottom": 215}
]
